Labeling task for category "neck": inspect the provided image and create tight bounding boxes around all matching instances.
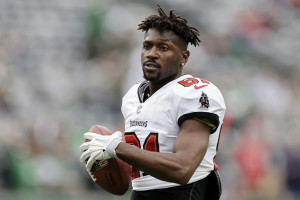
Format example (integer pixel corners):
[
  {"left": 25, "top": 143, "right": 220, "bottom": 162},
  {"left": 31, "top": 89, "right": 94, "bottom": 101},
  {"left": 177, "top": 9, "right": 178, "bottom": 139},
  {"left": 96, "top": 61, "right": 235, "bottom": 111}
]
[{"left": 148, "top": 74, "right": 181, "bottom": 96}]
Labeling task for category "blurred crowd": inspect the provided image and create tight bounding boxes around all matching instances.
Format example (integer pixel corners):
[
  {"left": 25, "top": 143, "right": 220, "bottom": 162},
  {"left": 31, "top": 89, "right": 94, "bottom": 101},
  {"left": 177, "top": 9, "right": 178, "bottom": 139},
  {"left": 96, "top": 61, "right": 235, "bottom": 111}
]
[{"left": 0, "top": 0, "right": 300, "bottom": 199}]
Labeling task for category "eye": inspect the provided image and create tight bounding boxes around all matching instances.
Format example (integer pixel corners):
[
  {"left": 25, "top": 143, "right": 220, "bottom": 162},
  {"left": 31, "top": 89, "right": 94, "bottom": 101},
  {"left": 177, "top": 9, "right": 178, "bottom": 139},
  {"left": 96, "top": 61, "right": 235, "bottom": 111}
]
[
  {"left": 143, "top": 43, "right": 151, "bottom": 50},
  {"left": 160, "top": 46, "right": 168, "bottom": 51}
]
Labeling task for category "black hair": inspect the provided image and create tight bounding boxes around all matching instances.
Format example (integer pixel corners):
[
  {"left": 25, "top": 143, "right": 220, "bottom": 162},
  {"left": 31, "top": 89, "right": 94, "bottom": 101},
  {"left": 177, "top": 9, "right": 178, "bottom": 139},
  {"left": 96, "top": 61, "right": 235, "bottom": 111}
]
[{"left": 138, "top": 4, "right": 200, "bottom": 47}]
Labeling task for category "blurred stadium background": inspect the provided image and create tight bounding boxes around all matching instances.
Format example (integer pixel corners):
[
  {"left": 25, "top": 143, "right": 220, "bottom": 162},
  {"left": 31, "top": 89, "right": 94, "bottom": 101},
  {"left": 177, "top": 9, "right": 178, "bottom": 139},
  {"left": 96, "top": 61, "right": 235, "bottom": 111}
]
[{"left": 0, "top": 0, "right": 300, "bottom": 199}]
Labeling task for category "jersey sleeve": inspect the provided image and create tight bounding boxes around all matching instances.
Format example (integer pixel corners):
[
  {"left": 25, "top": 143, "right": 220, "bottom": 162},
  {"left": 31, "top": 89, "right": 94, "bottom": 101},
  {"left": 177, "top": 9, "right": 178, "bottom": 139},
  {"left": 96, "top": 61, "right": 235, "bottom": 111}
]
[{"left": 175, "top": 78, "right": 226, "bottom": 133}]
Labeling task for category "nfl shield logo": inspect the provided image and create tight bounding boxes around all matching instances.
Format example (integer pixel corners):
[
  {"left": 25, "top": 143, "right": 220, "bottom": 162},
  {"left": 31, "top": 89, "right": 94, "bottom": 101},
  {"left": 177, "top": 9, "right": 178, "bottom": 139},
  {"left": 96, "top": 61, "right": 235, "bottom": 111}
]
[{"left": 136, "top": 105, "right": 142, "bottom": 114}]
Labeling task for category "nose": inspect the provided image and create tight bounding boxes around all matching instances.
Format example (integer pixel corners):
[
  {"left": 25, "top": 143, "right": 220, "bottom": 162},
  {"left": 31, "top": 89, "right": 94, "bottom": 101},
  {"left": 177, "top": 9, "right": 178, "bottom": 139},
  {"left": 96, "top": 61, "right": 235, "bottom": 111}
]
[{"left": 146, "top": 47, "right": 158, "bottom": 59}]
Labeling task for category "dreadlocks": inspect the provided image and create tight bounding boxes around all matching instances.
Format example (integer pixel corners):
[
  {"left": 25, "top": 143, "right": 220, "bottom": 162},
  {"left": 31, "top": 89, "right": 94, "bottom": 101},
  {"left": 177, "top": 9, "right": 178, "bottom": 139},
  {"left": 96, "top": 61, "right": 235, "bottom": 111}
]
[{"left": 138, "top": 4, "right": 200, "bottom": 47}]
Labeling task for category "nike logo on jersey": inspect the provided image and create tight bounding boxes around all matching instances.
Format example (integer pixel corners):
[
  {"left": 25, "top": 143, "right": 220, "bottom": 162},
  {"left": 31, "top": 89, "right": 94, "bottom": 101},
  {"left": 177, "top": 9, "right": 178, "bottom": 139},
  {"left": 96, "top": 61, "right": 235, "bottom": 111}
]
[{"left": 194, "top": 85, "right": 208, "bottom": 89}]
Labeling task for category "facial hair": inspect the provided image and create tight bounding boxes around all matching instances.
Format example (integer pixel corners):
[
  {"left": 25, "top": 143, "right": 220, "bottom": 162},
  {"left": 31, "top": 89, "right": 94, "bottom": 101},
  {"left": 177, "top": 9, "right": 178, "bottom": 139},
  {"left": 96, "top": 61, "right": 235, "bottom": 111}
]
[{"left": 143, "top": 56, "right": 181, "bottom": 83}]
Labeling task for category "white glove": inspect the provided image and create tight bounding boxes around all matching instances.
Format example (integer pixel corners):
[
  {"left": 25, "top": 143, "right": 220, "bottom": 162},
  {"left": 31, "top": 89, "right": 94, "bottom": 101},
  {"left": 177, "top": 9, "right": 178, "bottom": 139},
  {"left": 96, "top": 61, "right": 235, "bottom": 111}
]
[{"left": 79, "top": 131, "right": 123, "bottom": 171}]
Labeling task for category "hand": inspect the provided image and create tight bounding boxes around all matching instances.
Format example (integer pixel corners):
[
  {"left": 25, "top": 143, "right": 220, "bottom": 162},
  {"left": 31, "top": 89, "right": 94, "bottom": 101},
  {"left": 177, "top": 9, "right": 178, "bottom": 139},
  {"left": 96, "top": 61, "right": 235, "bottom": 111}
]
[{"left": 79, "top": 131, "right": 123, "bottom": 171}]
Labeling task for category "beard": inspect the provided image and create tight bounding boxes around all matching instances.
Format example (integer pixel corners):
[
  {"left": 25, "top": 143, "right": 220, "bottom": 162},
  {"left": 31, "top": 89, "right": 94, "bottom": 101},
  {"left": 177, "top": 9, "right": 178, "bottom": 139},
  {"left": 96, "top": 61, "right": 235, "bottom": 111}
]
[
  {"left": 143, "top": 71, "right": 161, "bottom": 83},
  {"left": 142, "top": 57, "right": 181, "bottom": 84},
  {"left": 142, "top": 66, "right": 180, "bottom": 84}
]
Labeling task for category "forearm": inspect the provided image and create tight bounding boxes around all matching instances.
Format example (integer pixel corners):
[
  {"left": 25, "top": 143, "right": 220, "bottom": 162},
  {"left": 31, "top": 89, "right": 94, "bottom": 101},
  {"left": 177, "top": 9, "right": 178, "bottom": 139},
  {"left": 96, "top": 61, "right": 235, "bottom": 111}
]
[{"left": 115, "top": 142, "right": 196, "bottom": 184}]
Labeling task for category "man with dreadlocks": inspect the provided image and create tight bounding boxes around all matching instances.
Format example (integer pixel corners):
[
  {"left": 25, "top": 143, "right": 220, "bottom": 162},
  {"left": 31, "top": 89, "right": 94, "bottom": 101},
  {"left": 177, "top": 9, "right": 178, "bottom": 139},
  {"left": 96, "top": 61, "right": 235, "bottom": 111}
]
[{"left": 80, "top": 4, "right": 225, "bottom": 200}]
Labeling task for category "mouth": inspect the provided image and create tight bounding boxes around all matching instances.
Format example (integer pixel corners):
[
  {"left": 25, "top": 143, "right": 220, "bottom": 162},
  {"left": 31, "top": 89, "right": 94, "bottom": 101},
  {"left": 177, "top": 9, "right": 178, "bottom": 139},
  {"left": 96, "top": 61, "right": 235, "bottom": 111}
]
[{"left": 143, "top": 62, "right": 160, "bottom": 70}]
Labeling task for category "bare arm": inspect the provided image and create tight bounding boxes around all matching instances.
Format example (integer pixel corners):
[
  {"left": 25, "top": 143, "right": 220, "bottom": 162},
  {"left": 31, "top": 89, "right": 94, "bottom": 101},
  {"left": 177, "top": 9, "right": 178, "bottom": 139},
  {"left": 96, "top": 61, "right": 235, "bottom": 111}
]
[{"left": 115, "top": 119, "right": 210, "bottom": 185}]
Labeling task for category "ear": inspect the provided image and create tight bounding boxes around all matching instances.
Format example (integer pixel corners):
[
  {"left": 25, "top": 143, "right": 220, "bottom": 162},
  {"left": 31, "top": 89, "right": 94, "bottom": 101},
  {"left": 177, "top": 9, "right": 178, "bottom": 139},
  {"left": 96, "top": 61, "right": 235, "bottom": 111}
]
[{"left": 181, "top": 50, "right": 190, "bottom": 66}]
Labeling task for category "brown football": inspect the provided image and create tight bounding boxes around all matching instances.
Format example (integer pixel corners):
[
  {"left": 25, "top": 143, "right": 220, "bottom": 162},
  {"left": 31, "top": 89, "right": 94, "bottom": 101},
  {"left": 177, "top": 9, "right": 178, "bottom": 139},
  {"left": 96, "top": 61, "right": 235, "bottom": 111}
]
[{"left": 87, "top": 125, "right": 132, "bottom": 195}]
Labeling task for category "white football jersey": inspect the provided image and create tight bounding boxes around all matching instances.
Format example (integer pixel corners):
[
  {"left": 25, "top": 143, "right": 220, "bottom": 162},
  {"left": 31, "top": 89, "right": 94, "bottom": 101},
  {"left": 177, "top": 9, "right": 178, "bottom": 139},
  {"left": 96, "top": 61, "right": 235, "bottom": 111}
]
[{"left": 121, "top": 74, "right": 226, "bottom": 191}]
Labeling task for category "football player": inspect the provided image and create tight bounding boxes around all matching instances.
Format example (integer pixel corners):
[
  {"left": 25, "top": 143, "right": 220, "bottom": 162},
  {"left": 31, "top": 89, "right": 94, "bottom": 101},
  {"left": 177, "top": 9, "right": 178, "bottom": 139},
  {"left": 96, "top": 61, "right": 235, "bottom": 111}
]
[{"left": 80, "top": 4, "right": 226, "bottom": 200}]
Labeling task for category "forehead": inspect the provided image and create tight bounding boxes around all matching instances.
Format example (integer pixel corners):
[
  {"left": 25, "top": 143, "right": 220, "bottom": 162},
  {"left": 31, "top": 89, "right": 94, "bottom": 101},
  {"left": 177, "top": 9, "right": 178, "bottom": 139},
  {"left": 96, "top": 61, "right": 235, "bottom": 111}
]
[{"left": 144, "top": 28, "right": 179, "bottom": 43}]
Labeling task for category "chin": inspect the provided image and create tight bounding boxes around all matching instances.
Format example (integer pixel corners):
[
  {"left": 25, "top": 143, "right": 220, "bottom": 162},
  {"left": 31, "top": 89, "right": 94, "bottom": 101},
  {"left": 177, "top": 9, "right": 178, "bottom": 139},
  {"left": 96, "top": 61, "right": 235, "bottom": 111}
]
[
  {"left": 143, "top": 72, "right": 160, "bottom": 82},
  {"left": 144, "top": 75, "right": 159, "bottom": 82}
]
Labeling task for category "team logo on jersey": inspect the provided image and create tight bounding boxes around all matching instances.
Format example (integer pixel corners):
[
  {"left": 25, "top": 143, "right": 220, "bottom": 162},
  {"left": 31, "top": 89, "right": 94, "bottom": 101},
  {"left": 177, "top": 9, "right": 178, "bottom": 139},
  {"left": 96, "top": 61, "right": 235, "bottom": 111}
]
[
  {"left": 199, "top": 92, "right": 210, "bottom": 108},
  {"left": 136, "top": 105, "right": 142, "bottom": 114}
]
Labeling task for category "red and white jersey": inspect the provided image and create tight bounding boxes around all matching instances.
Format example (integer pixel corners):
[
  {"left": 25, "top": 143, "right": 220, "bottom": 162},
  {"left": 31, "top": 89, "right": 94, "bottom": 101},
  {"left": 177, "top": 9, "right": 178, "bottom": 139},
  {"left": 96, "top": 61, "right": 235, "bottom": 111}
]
[{"left": 121, "top": 74, "right": 226, "bottom": 191}]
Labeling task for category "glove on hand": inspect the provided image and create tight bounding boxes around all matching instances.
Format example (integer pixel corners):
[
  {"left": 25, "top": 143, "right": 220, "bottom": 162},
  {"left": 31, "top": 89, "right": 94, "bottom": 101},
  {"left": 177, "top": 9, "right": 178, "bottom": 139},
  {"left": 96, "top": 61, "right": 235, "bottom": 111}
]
[{"left": 79, "top": 131, "right": 122, "bottom": 171}]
